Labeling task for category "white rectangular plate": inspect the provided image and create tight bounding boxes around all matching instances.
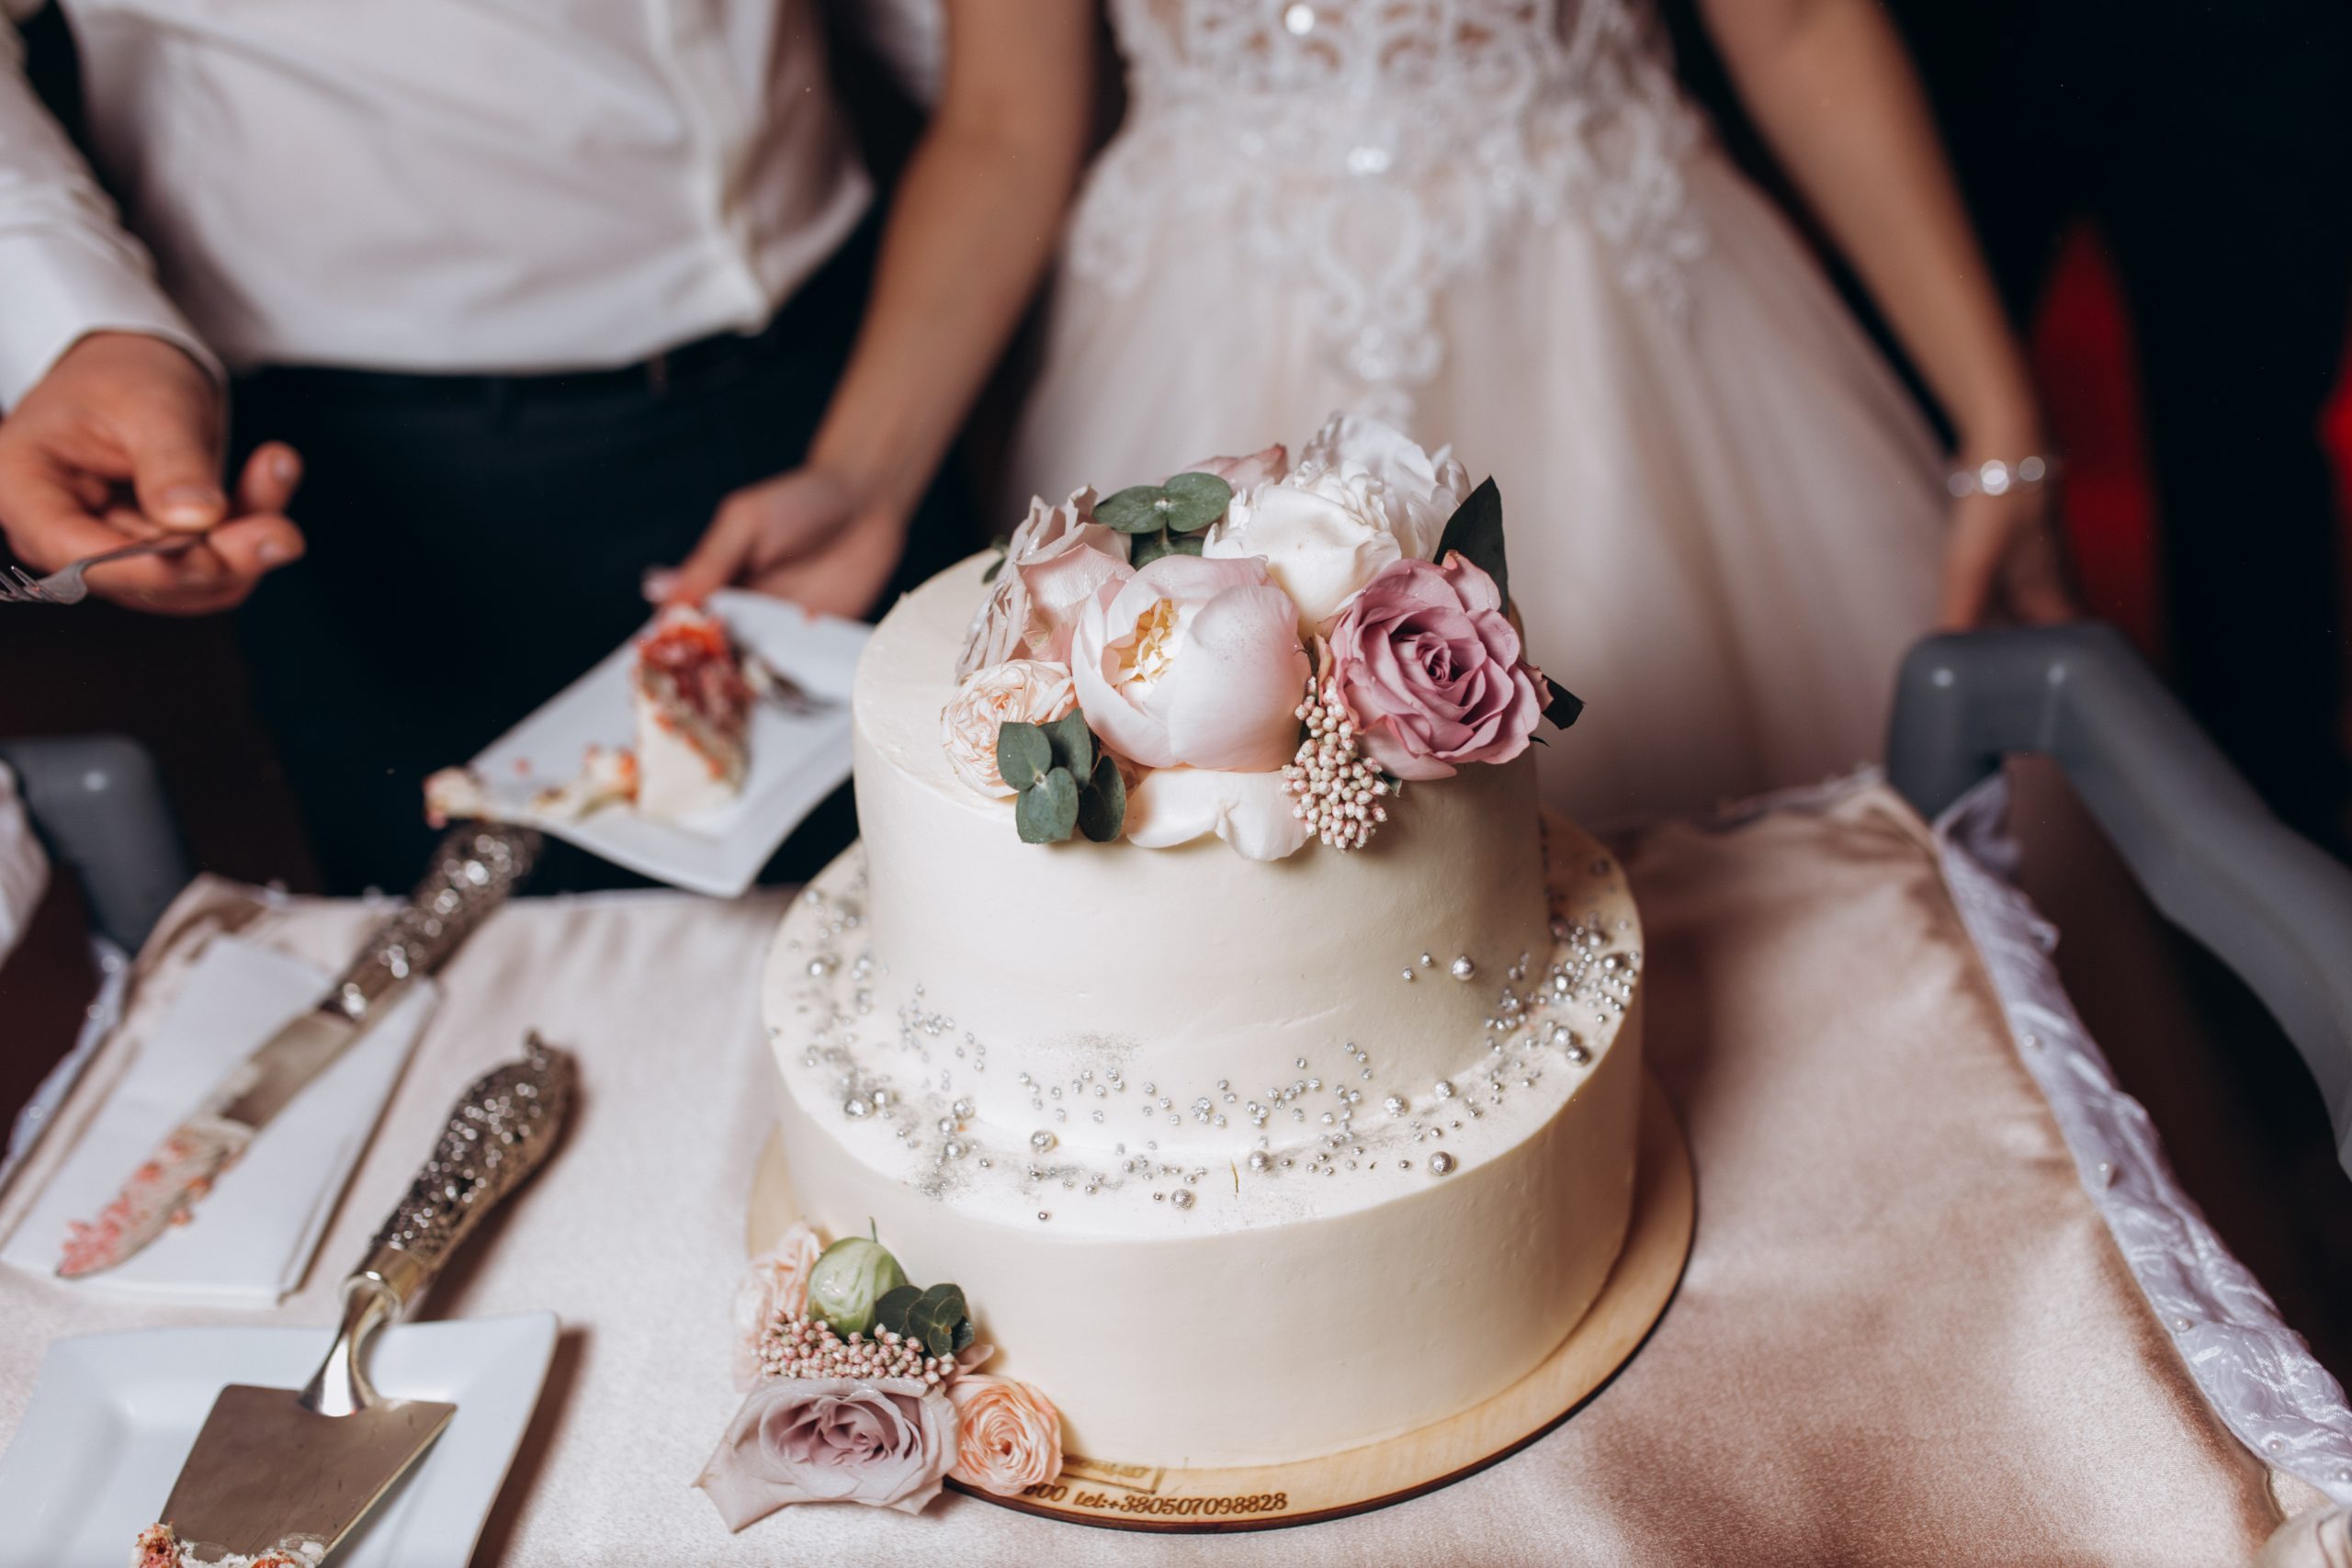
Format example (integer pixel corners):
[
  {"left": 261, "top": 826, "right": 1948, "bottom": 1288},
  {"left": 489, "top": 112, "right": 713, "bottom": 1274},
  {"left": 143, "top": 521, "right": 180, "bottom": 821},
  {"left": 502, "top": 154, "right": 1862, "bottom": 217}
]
[
  {"left": 0, "top": 1314, "right": 556, "bottom": 1567},
  {"left": 464, "top": 590, "right": 869, "bottom": 897}
]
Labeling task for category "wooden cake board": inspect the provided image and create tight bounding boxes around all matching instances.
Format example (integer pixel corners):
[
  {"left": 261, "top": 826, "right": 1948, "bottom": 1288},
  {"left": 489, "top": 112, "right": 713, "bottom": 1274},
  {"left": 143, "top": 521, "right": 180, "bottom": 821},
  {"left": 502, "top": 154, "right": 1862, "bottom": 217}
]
[{"left": 746, "top": 1069, "right": 1693, "bottom": 1532}]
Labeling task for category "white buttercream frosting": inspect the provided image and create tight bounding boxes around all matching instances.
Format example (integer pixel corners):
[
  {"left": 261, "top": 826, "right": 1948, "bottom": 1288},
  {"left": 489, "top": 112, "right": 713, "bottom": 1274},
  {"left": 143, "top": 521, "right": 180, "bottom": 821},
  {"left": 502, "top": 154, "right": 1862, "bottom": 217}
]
[{"left": 762, "top": 559, "right": 1645, "bottom": 1467}]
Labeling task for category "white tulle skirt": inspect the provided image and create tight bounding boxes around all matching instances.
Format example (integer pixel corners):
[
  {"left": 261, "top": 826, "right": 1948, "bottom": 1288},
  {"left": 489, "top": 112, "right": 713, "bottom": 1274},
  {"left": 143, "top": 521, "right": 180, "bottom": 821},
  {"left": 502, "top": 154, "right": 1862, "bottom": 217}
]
[{"left": 1008, "top": 147, "right": 1948, "bottom": 828}]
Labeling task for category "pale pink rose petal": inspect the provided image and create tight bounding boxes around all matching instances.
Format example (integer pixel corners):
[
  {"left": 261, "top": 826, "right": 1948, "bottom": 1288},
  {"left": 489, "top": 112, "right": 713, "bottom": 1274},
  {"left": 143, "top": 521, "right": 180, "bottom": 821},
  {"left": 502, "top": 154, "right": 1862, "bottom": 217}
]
[
  {"left": 730, "top": 1221, "right": 822, "bottom": 1391},
  {"left": 1174, "top": 444, "right": 1289, "bottom": 491},
  {"left": 1152, "top": 583, "right": 1310, "bottom": 773},
  {"left": 1018, "top": 536, "right": 1130, "bottom": 667}
]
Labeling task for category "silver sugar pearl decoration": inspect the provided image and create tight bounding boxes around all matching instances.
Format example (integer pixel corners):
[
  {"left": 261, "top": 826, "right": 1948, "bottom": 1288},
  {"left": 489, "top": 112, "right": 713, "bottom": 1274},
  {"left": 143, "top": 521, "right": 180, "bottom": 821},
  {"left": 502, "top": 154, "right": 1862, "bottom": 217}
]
[
  {"left": 1029, "top": 1130, "right": 1057, "bottom": 1153},
  {"left": 1428, "top": 1151, "right": 1458, "bottom": 1176},
  {"left": 951, "top": 1098, "right": 973, "bottom": 1120},
  {"left": 1432, "top": 1078, "right": 1456, "bottom": 1100},
  {"left": 1384, "top": 1095, "right": 1408, "bottom": 1116},
  {"left": 1170, "top": 1189, "right": 1195, "bottom": 1210},
  {"left": 842, "top": 1097, "right": 870, "bottom": 1119},
  {"left": 1566, "top": 1043, "right": 1592, "bottom": 1065},
  {"left": 1449, "top": 955, "right": 1476, "bottom": 981},
  {"left": 1248, "top": 1150, "right": 1271, "bottom": 1173},
  {"left": 868, "top": 1088, "right": 891, "bottom": 1108}
]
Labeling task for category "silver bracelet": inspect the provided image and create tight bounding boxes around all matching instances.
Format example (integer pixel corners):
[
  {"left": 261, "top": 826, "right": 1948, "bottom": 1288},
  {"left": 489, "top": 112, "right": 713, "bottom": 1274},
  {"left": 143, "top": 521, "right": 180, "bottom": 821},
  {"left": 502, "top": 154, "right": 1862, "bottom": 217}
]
[{"left": 1946, "top": 455, "right": 2060, "bottom": 499}]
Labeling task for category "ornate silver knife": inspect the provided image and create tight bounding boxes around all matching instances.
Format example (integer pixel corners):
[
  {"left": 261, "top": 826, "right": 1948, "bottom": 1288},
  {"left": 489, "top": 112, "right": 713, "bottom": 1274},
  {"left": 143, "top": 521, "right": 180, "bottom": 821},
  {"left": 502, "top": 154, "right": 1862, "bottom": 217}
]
[{"left": 56, "top": 824, "right": 540, "bottom": 1279}]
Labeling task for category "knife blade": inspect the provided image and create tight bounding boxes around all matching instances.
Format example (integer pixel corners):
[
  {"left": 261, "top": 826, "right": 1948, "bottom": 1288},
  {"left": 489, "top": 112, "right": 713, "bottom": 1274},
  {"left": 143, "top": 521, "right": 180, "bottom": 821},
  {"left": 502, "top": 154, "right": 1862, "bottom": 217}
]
[
  {"left": 153, "top": 1035, "right": 573, "bottom": 1560},
  {"left": 57, "top": 824, "right": 539, "bottom": 1279}
]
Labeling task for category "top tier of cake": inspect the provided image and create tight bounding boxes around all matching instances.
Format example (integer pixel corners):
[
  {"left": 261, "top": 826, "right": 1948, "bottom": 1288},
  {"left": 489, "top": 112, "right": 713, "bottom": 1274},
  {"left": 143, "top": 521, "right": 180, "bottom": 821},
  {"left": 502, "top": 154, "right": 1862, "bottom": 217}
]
[{"left": 851, "top": 557, "right": 1555, "bottom": 1160}]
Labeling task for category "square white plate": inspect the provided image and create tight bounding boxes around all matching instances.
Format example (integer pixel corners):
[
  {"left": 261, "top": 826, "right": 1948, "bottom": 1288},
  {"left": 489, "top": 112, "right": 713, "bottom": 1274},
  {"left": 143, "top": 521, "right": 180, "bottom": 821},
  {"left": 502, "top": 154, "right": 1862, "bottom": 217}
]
[
  {"left": 0, "top": 1314, "right": 557, "bottom": 1568},
  {"left": 465, "top": 590, "right": 870, "bottom": 897}
]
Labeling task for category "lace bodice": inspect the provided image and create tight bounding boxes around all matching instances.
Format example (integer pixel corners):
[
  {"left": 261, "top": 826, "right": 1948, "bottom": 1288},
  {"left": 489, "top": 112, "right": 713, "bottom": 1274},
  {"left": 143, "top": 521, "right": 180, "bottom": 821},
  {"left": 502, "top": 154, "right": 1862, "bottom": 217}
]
[{"left": 1072, "top": 0, "right": 1707, "bottom": 421}]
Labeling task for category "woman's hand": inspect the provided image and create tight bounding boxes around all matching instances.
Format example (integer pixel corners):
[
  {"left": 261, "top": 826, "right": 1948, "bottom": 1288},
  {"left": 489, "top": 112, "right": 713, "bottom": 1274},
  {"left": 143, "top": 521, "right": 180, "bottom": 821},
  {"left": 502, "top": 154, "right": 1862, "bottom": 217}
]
[
  {"left": 1937, "top": 443, "right": 2078, "bottom": 629},
  {"left": 665, "top": 466, "right": 909, "bottom": 620}
]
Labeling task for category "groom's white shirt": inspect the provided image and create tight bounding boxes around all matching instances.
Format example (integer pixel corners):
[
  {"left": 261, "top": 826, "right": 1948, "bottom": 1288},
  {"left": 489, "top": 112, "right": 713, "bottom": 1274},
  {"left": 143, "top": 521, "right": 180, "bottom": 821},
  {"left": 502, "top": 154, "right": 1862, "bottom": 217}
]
[{"left": 0, "top": 0, "right": 872, "bottom": 406}]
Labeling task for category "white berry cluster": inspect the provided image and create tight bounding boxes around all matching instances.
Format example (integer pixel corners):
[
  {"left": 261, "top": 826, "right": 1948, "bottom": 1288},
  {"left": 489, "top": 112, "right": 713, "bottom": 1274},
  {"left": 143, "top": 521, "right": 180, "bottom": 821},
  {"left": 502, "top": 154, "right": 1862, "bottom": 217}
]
[
  {"left": 755, "top": 1313, "right": 959, "bottom": 1386},
  {"left": 1283, "top": 677, "right": 1391, "bottom": 850}
]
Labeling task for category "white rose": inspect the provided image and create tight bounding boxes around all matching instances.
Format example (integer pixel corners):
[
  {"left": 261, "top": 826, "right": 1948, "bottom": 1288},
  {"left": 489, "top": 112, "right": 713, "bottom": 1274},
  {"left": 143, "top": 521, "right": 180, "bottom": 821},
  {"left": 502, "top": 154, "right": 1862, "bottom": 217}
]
[
  {"left": 1202, "top": 413, "right": 1470, "bottom": 631},
  {"left": 941, "top": 660, "right": 1078, "bottom": 797}
]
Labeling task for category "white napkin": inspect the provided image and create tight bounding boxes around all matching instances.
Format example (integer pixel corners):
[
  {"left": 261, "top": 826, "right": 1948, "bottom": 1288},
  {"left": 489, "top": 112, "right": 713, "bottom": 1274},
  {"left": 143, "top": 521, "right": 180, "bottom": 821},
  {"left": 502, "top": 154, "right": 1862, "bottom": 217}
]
[{"left": 0, "top": 935, "right": 436, "bottom": 1304}]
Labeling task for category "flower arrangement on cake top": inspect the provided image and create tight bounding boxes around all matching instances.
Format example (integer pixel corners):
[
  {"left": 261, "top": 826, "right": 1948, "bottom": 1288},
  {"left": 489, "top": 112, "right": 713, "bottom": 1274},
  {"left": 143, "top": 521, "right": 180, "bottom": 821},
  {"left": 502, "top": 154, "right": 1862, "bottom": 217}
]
[
  {"left": 698, "top": 1222, "right": 1063, "bottom": 1529},
  {"left": 945, "top": 414, "right": 1580, "bottom": 859}
]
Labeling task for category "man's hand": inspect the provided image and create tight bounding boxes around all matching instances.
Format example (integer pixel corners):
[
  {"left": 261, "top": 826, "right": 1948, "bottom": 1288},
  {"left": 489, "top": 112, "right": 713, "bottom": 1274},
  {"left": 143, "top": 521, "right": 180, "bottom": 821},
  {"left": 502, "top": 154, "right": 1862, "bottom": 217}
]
[
  {"left": 666, "top": 466, "right": 908, "bottom": 620},
  {"left": 0, "top": 332, "right": 304, "bottom": 614}
]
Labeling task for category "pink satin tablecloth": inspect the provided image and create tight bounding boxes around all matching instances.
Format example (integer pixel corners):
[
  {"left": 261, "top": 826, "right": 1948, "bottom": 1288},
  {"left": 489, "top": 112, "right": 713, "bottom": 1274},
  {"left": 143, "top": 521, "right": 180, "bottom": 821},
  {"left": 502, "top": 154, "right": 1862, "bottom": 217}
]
[{"left": 2, "top": 782, "right": 2345, "bottom": 1564}]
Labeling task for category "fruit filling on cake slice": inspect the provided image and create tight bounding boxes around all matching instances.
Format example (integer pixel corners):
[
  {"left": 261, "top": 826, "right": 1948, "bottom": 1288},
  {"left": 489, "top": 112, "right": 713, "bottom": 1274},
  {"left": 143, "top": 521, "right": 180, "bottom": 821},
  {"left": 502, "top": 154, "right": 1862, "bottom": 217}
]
[{"left": 633, "top": 603, "right": 763, "bottom": 819}]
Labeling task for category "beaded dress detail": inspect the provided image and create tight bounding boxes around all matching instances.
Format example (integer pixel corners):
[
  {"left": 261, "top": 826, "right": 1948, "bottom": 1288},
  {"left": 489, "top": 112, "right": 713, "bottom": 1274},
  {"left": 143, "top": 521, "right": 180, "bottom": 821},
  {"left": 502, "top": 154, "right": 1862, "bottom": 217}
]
[{"left": 1070, "top": 0, "right": 1705, "bottom": 420}]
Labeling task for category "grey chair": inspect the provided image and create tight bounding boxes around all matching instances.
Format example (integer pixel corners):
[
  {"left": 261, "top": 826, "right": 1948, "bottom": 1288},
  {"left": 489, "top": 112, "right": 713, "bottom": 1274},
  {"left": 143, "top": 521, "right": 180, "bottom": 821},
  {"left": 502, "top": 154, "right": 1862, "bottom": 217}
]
[
  {"left": 0, "top": 734, "right": 194, "bottom": 953},
  {"left": 1888, "top": 624, "right": 2352, "bottom": 1181}
]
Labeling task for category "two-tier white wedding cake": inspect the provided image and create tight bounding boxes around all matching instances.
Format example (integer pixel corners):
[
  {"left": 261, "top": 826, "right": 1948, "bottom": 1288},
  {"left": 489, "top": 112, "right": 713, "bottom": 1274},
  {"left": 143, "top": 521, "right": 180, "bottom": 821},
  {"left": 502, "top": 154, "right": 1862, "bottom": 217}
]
[{"left": 759, "top": 419, "right": 1644, "bottom": 1470}]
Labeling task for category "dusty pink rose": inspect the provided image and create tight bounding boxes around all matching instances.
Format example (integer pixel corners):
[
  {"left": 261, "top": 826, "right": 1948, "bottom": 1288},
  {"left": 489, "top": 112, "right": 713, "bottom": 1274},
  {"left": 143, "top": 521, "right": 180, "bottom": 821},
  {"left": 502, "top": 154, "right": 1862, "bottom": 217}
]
[
  {"left": 1069, "top": 554, "right": 1308, "bottom": 773},
  {"left": 1328, "top": 552, "right": 1550, "bottom": 782},
  {"left": 730, "top": 1222, "right": 822, "bottom": 1390},
  {"left": 940, "top": 660, "right": 1079, "bottom": 797},
  {"left": 1174, "top": 443, "right": 1288, "bottom": 491},
  {"left": 696, "top": 1376, "right": 958, "bottom": 1529},
  {"left": 956, "top": 490, "right": 1128, "bottom": 679},
  {"left": 946, "top": 1375, "right": 1064, "bottom": 1497}
]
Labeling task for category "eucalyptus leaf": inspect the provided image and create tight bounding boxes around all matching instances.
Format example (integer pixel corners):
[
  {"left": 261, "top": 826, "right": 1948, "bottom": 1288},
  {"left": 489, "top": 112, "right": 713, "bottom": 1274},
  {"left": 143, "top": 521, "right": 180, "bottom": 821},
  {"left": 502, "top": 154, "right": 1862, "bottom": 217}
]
[
  {"left": 1015, "top": 767, "right": 1080, "bottom": 843},
  {"left": 1159, "top": 470, "right": 1234, "bottom": 534},
  {"left": 1544, "top": 683, "right": 1586, "bottom": 731},
  {"left": 979, "top": 541, "right": 1009, "bottom": 584},
  {"left": 1078, "top": 752, "right": 1127, "bottom": 842},
  {"left": 1167, "top": 533, "right": 1205, "bottom": 557},
  {"left": 1044, "top": 710, "right": 1093, "bottom": 779},
  {"left": 906, "top": 1282, "right": 976, "bottom": 1355},
  {"left": 873, "top": 1283, "right": 922, "bottom": 1337},
  {"left": 1434, "top": 477, "right": 1508, "bottom": 604},
  {"left": 1096, "top": 484, "right": 1174, "bottom": 535},
  {"left": 996, "top": 722, "right": 1051, "bottom": 792},
  {"left": 1130, "top": 530, "right": 1174, "bottom": 569}
]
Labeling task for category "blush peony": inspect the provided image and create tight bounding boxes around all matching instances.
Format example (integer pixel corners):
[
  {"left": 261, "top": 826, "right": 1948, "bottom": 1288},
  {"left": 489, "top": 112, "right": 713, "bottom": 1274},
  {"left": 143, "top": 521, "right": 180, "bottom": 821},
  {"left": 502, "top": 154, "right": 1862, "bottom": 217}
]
[
  {"left": 696, "top": 1377, "right": 958, "bottom": 1528},
  {"left": 940, "top": 660, "right": 1080, "bottom": 797},
  {"left": 1069, "top": 555, "right": 1308, "bottom": 773},
  {"left": 945, "top": 1375, "right": 1064, "bottom": 1497},
  {"left": 956, "top": 489, "right": 1128, "bottom": 680},
  {"left": 1327, "top": 552, "right": 1550, "bottom": 781}
]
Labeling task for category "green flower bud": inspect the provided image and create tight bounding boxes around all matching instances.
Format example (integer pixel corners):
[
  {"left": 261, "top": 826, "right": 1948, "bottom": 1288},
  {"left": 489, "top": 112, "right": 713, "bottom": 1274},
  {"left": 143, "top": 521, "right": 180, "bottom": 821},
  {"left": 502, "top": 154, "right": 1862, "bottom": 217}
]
[{"left": 806, "top": 1236, "right": 908, "bottom": 1336}]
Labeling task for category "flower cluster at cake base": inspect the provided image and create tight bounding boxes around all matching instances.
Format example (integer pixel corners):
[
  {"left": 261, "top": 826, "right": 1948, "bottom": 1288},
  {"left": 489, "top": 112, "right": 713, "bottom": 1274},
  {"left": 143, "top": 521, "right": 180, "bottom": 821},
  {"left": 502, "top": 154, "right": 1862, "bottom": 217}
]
[
  {"left": 698, "top": 1221, "right": 1064, "bottom": 1530},
  {"left": 945, "top": 414, "right": 1582, "bottom": 860}
]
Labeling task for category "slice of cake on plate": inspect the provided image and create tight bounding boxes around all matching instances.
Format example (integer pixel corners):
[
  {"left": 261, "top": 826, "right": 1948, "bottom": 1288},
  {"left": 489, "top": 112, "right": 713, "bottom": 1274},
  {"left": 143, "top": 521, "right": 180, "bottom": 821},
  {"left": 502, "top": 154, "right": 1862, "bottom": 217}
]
[{"left": 632, "top": 603, "right": 761, "bottom": 820}]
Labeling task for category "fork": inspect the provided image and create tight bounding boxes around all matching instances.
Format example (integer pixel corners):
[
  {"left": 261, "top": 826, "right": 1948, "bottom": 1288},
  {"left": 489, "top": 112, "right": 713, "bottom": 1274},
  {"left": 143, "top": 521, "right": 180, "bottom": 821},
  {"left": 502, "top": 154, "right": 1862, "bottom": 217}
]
[{"left": 0, "top": 533, "right": 206, "bottom": 605}]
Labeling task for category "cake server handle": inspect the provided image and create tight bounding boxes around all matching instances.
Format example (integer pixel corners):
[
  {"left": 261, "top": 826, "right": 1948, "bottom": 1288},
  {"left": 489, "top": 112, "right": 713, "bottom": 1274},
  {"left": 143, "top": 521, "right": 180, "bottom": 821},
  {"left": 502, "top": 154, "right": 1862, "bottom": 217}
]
[{"left": 302, "top": 1035, "right": 575, "bottom": 1415}]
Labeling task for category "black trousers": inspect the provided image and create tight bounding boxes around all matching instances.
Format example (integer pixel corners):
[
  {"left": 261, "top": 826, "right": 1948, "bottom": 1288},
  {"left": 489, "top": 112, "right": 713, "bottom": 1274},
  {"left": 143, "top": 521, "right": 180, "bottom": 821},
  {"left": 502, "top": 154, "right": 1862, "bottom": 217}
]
[
  {"left": 1894, "top": 0, "right": 2352, "bottom": 841},
  {"left": 233, "top": 220, "right": 972, "bottom": 894}
]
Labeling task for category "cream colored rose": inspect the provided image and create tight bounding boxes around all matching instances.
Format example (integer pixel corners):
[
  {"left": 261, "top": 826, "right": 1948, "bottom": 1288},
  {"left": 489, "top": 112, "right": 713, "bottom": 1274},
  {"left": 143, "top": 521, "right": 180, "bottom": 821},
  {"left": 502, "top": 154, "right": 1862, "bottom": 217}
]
[
  {"left": 1203, "top": 412, "right": 1470, "bottom": 632},
  {"left": 941, "top": 660, "right": 1079, "bottom": 796}
]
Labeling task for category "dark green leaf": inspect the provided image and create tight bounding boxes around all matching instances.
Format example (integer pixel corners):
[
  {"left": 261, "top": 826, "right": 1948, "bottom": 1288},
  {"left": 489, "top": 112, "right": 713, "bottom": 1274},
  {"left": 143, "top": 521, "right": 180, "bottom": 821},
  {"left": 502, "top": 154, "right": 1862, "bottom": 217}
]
[
  {"left": 1544, "top": 683, "right": 1585, "bottom": 731},
  {"left": 873, "top": 1283, "right": 922, "bottom": 1337},
  {"left": 1434, "top": 477, "right": 1508, "bottom": 604},
  {"left": 1159, "top": 470, "right": 1234, "bottom": 534},
  {"left": 1096, "top": 484, "right": 1173, "bottom": 535},
  {"left": 996, "top": 722, "right": 1050, "bottom": 792},
  {"left": 1130, "top": 529, "right": 1174, "bottom": 569},
  {"left": 1015, "top": 767, "right": 1080, "bottom": 843},
  {"left": 1167, "top": 533, "right": 1205, "bottom": 556},
  {"left": 1078, "top": 752, "right": 1127, "bottom": 841},
  {"left": 979, "top": 540, "right": 1010, "bottom": 584},
  {"left": 1044, "top": 710, "right": 1093, "bottom": 778},
  {"left": 906, "top": 1282, "right": 975, "bottom": 1355}
]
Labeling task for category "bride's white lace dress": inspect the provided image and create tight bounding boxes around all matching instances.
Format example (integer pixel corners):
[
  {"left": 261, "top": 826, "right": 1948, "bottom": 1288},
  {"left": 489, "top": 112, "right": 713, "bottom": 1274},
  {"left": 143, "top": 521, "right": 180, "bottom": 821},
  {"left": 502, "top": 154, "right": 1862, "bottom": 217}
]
[{"left": 1008, "top": 0, "right": 1948, "bottom": 825}]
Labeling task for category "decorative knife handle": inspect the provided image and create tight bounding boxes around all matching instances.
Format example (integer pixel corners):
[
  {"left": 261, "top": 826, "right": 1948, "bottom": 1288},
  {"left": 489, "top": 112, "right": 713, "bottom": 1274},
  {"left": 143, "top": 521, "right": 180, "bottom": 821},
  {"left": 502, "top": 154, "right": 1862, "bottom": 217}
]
[
  {"left": 331, "top": 823, "right": 540, "bottom": 1020},
  {"left": 348, "top": 1033, "right": 575, "bottom": 1314}
]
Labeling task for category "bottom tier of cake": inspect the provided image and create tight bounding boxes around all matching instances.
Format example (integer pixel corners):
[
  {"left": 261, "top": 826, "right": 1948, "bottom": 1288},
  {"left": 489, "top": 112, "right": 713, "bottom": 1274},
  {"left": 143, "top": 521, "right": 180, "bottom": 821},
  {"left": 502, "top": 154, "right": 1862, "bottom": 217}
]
[{"left": 761, "top": 817, "right": 1645, "bottom": 1469}]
